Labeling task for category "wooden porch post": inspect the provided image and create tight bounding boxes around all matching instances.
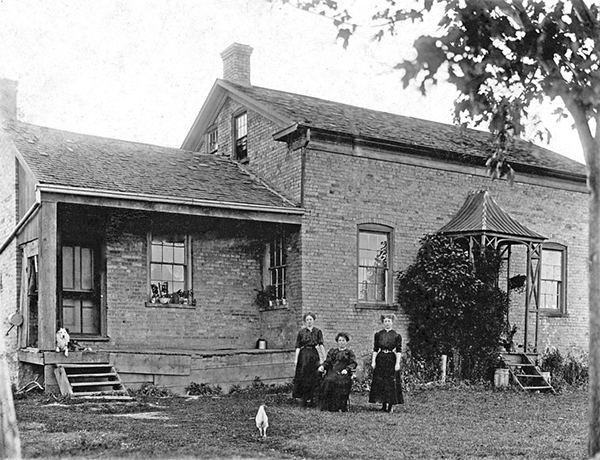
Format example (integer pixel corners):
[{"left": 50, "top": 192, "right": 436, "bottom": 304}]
[
  {"left": 524, "top": 242, "right": 542, "bottom": 353},
  {"left": 37, "top": 202, "right": 57, "bottom": 351}
]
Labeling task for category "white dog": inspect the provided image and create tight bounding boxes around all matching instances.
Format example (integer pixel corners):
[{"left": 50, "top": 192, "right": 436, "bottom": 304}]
[
  {"left": 255, "top": 404, "right": 268, "bottom": 438},
  {"left": 55, "top": 328, "right": 70, "bottom": 356}
]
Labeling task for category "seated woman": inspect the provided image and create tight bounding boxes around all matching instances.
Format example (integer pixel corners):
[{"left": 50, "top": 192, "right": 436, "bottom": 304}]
[{"left": 318, "top": 332, "right": 357, "bottom": 412}]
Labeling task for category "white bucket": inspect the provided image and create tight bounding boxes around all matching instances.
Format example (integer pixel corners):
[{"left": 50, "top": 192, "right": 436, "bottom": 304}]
[
  {"left": 494, "top": 368, "right": 510, "bottom": 387},
  {"left": 540, "top": 371, "right": 551, "bottom": 384}
]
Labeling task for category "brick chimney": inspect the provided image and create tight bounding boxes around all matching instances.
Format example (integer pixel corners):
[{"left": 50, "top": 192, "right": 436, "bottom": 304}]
[
  {"left": 220, "top": 43, "right": 253, "bottom": 86},
  {"left": 0, "top": 79, "right": 17, "bottom": 124}
]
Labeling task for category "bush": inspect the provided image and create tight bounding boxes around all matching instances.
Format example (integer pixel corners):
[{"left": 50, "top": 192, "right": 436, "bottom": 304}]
[
  {"left": 186, "top": 382, "right": 222, "bottom": 396},
  {"left": 397, "top": 234, "right": 508, "bottom": 382},
  {"left": 228, "top": 376, "right": 292, "bottom": 395},
  {"left": 539, "top": 347, "right": 588, "bottom": 390},
  {"left": 131, "top": 382, "right": 174, "bottom": 398},
  {"left": 351, "top": 350, "right": 444, "bottom": 394}
]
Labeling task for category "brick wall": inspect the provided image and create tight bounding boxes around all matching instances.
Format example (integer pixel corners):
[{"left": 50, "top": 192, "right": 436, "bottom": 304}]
[
  {"left": 203, "top": 100, "right": 589, "bottom": 362},
  {"left": 295, "top": 140, "right": 588, "bottom": 359},
  {"left": 103, "top": 212, "right": 298, "bottom": 351},
  {"left": 208, "top": 99, "right": 301, "bottom": 205}
]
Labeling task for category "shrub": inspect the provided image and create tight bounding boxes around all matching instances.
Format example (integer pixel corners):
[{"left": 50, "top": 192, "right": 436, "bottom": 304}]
[
  {"left": 397, "top": 234, "right": 508, "bottom": 382},
  {"left": 131, "top": 382, "right": 174, "bottom": 398},
  {"left": 228, "top": 376, "right": 293, "bottom": 395},
  {"left": 540, "top": 347, "right": 588, "bottom": 390},
  {"left": 186, "top": 382, "right": 223, "bottom": 396}
]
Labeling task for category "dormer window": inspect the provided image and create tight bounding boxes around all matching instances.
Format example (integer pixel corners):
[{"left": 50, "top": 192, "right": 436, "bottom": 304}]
[
  {"left": 234, "top": 112, "right": 248, "bottom": 161},
  {"left": 207, "top": 129, "right": 218, "bottom": 154}
]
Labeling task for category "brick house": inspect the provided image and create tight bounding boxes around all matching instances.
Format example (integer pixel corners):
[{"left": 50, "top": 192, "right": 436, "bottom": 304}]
[{"left": 0, "top": 43, "right": 588, "bottom": 394}]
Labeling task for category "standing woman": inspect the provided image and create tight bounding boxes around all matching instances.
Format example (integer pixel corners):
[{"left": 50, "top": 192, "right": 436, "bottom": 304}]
[
  {"left": 292, "top": 312, "right": 325, "bottom": 407},
  {"left": 369, "top": 313, "right": 404, "bottom": 412}
]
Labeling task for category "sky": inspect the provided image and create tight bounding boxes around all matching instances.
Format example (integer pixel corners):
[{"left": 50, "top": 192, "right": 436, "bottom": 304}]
[{"left": 0, "top": 0, "right": 586, "bottom": 164}]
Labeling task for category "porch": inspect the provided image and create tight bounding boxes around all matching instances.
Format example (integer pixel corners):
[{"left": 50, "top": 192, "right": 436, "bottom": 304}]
[{"left": 18, "top": 347, "right": 295, "bottom": 395}]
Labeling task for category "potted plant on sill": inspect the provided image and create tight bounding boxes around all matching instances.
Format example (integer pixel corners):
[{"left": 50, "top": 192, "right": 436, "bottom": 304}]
[{"left": 254, "top": 285, "right": 277, "bottom": 309}]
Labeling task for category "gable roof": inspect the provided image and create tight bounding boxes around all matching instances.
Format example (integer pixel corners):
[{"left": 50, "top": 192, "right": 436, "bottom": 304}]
[
  {"left": 438, "top": 190, "right": 546, "bottom": 241},
  {"left": 186, "top": 79, "right": 586, "bottom": 180},
  {"left": 6, "top": 121, "right": 300, "bottom": 215}
]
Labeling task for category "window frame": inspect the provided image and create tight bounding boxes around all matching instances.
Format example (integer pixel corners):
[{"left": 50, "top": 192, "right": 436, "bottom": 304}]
[
  {"left": 207, "top": 127, "right": 219, "bottom": 155},
  {"left": 356, "top": 223, "right": 394, "bottom": 308},
  {"left": 539, "top": 242, "right": 567, "bottom": 316},
  {"left": 147, "top": 233, "right": 194, "bottom": 307},
  {"left": 233, "top": 111, "right": 248, "bottom": 162},
  {"left": 260, "top": 233, "right": 288, "bottom": 309}
]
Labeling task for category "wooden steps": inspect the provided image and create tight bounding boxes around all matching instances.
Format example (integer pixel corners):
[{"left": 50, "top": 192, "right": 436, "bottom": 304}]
[
  {"left": 54, "top": 363, "right": 130, "bottom": 398},
  {"left": 503, "top": 353, "right": 555, "bottom": 393}
]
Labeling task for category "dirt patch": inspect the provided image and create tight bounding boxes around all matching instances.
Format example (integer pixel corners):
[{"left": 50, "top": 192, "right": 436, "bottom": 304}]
[{"left": 111, "top": 411, "right": 169, "bottom": 420}]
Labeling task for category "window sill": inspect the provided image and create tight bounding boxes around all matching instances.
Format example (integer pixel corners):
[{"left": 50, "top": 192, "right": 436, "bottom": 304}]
[
  {"left": 145, "top": 301, "right": 196, "bottom": 309},
  {"left": 259, "top": 305, "right": 289, "bottom": 312},
  {"left": 539, "top": 309, "right": 567, "bottom": 318},
  {"left": 354, "top": 303, "right": 396, "bottom": 311}
]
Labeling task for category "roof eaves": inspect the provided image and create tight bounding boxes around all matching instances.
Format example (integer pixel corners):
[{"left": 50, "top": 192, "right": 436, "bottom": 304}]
[
  {"left": 181, "top": 80, "right": 226, "bottom": 151},
  {"left": 304, "top": 127, "right": 586, "bottom": 183},
  {"left": 36, "top": 184, "right": 304, "bottom": 215},
  {"left": 217, "top": 80, "right": 294, "bottom": 127}
]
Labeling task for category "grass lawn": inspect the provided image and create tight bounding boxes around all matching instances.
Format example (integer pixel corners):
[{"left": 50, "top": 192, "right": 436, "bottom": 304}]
[{"left": 16, "top": 385, "right": 586, "bottom": 459}]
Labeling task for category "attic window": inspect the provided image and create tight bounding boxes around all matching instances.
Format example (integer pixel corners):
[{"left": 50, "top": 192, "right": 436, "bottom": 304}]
[
  {"left": 207, "top": 129, "right": 218, "bottom": 154},
  {"left": 234, "top": 112, "right": 248, "bottom": 161}
]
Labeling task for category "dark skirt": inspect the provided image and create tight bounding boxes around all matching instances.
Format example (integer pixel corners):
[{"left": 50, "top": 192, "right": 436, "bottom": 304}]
[
  {"left": 292, "top": 347, "right": 322, "bottom": 401},
  {"left": 319, "top": 371, "right": 352, "bottom": 412},
  {"left": 369, "top": 352, "right": 404, "bottom": 405}
]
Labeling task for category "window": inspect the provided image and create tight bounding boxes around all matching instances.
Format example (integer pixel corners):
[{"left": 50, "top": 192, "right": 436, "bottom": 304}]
[
  {"left": 207, "top": 129, "right": 218, "bottom": 154},
  {"left": 149, "top": 234, "right": 194, "bottom": 305},
  {"left": 234, "top": 112, "right": 247, "bottom": 161},
  {"left": 540, "top": 244, "right": 567, "bottom": 314},
  {"left": 358, "top": 225, "right": 392, "bottom": 304},
  {"left": 61, "top": 245, "right": 100, "bottom": 335},
  {"left": 268, "top": 235, "right": 287, "bottom": 302}
]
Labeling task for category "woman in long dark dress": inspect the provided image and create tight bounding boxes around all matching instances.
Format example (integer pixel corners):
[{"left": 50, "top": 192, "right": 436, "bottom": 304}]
[
  {"left": 369, "top": 313, "right": 404, "bottom": 413},
  {"left": 292, "top": 312, "right": 325, "bottom": 407},
  {"left": 318, "top": 332, "right": 357, "bottom": 412}
]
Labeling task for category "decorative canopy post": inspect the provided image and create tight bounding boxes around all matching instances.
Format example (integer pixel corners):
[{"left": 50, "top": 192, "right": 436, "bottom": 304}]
[{"left": 438, "top": 190, "right": 546, "bottom": 353}]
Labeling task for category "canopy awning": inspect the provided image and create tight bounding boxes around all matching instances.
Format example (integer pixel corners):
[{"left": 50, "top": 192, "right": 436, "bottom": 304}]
[{"left": 438, "top": 190, "right": 546, "bottom": 242}]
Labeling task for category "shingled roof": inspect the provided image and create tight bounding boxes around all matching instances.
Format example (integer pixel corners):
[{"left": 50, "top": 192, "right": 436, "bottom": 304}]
[
  {"left": 221, "top": 80, "right": 586, "bottom": 179},
  {"left": 7, "top": 121, "right": 297, "bottom": 211},
  {"left": 438, "top": 190, "right": 546, "bottom": 241}
]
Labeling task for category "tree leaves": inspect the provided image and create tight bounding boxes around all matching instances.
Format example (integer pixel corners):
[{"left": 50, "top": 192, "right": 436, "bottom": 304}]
[{"left": 291, "top": 0, "right": 599, "bottom": 176}]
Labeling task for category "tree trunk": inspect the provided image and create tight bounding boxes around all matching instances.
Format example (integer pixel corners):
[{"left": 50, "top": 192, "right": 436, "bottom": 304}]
[
  {"left": 589, "top": 140, "right": 600, "bottom": 458},
  {"left": 0, "top": 335, "right": 20, "bottom": 459}
]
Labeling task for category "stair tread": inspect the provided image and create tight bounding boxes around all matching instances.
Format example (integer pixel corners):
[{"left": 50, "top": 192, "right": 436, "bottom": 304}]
[
  {"left": 67, "top": 373, "right": 117, "bottom": 378},
  {"left": 522, "top": 386, "right": 553, "bottom": 390},
  {"left": 71, "top": 381, "right": 123, "bottom": 387},
  {"left": 56, "top": 363, "right": 112, "bottom": 369}
]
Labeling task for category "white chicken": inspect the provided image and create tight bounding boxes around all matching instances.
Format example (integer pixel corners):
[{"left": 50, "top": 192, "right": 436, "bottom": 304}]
[{"left": 255, "top": 404, "right": 269, "bottom": 438}]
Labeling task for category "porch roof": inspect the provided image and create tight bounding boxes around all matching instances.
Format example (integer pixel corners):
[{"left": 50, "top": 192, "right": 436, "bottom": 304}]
[
  {"left": 8, "top": 122, "right": 300, "bottom": 215},
  {"left": 438, "top": 190, "right": 546, "bottom": 242}
]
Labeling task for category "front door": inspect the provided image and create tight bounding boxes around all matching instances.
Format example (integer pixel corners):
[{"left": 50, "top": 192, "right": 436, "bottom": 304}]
[{"left": 60, "top": 243, "right": 101, "bottom": 335}]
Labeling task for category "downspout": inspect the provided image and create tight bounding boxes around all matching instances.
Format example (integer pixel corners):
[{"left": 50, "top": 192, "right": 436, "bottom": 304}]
[{"left": 0, "top": 201, "right": 41, "bottom": 257}]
